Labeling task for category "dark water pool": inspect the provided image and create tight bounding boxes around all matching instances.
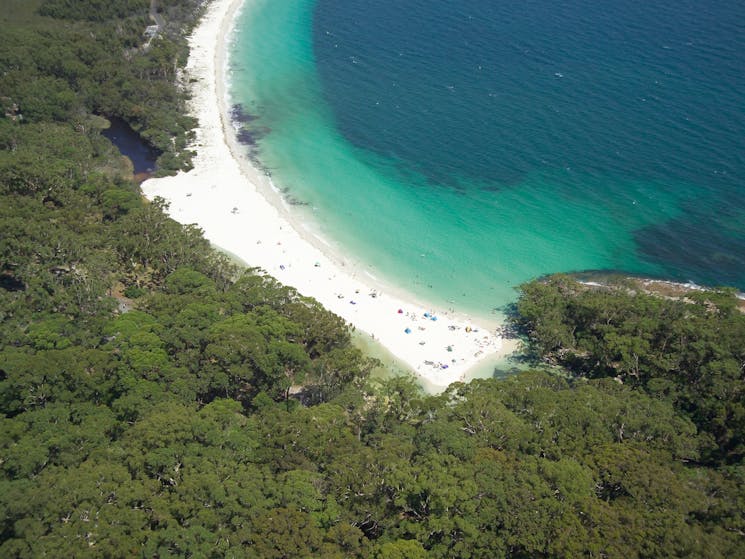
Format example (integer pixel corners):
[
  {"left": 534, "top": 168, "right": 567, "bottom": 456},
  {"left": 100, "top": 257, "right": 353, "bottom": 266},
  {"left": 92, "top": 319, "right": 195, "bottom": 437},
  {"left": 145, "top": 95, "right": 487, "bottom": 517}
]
[{"left": 101, "top": 117, "right": 159, "bottom": 175}]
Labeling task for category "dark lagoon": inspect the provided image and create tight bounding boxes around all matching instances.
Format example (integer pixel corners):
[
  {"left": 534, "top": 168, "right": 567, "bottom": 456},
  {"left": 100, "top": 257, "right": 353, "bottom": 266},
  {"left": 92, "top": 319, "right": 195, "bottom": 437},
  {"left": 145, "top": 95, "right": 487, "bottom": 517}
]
[{"left": 102, "top": 117, "right": 159, "bottom": 177}]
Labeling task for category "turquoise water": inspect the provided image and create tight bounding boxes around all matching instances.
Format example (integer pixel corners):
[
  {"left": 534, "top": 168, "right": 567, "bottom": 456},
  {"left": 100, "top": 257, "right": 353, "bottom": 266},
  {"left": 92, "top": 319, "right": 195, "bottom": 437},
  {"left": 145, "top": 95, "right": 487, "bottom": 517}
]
[{"left": 228, "top": 0, "right": 745, "bottom": 318}]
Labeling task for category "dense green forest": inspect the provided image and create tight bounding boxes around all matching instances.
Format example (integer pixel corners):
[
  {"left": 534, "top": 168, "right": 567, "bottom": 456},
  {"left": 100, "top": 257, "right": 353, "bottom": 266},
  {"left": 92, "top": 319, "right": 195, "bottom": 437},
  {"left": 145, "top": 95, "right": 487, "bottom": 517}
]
[
  {"left": 1, "top": 1, "right": 744, "bottom": 557},
  {"left": 515, "top": 276, "right": 745, "bottom": 466}
]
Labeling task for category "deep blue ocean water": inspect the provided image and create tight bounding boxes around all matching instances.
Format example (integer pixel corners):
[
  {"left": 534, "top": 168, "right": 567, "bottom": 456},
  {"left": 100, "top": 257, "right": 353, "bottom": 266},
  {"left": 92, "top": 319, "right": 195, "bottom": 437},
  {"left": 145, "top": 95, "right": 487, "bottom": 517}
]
[{"left": 229, "top": 0, "right": 745, "bottom": 317}]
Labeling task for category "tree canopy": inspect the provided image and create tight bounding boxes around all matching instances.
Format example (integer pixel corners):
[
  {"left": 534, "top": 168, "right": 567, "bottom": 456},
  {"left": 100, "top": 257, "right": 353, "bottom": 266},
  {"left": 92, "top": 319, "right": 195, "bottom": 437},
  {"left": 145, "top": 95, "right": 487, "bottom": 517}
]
[{"left": 513, "top": 275, "right": 745, "bottom": 465}]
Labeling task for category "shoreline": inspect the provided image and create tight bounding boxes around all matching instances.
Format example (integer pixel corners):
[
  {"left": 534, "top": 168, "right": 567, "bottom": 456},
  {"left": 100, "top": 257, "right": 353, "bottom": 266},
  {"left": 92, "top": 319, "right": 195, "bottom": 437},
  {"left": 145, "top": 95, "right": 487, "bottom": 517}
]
[{"left": 141, "top": 0, "right": 516, "bottom": 391}]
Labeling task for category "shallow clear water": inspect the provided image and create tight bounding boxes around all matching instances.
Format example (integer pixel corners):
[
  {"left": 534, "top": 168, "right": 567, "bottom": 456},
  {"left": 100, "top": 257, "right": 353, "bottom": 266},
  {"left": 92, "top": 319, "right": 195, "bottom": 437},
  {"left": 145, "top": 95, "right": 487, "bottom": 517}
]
[{"left": 228, "top": 0, "right": 745, "bottom": 318}]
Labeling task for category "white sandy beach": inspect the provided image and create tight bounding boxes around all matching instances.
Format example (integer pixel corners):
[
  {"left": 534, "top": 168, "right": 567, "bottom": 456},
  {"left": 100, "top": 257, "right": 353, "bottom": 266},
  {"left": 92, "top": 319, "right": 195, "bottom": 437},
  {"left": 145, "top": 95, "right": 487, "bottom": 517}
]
[{"left": 141, "top": 0, "right": 514, "bottom": 390}]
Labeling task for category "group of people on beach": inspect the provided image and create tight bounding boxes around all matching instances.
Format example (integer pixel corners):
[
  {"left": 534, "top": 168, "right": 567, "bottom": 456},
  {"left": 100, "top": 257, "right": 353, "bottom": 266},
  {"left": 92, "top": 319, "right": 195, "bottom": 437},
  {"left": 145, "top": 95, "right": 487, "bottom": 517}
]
[
  {"left": 268, "top": 256, "right": 499, "bottom": 380},
  {"left": 395, "top": 307, "right": 497, "bottom": 370}
]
